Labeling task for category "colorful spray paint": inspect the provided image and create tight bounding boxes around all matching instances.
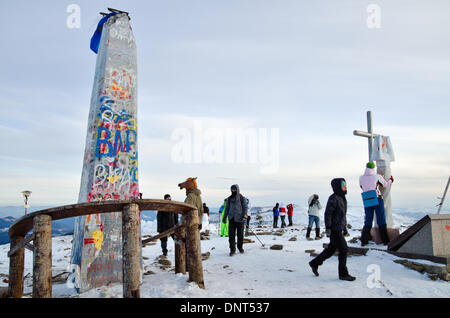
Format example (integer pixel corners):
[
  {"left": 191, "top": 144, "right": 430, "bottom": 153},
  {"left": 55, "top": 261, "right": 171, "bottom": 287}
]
[{"left": 70, "top": 12, "right": 141, "bottom": 292}]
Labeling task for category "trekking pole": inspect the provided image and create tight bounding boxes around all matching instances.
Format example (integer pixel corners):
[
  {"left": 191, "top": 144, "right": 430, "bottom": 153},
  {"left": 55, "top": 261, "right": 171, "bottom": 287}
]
[{"left": 248, "top": 226, "right": 266, "bottom": 248}]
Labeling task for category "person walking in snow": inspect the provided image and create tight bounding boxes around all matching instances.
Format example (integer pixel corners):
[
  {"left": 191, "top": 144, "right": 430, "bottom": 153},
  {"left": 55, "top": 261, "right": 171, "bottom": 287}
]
[
  {"left": 359, "top": 162, "right": 394, "bottom": 246},
  {"left": 219, "top": 199, "right": 229, "bottom": 237},
  {"left": 306, "top": 194, "right": 322, "bottom": 240},
  {"left": 309, "top": 178, "right": 356, "bottom": 281},
  {"left": 273, "top": 203, "right": 280, "bottom": 228},
  {"left": 279, "top": 202, "right": 287, "bottom": 228},
  {"left": 287, "top": 203, "right": 294, "bottom": 226},
  {"left": 223, "top": 184, "right": 248, "bottom": 256},
  {"left": 157, "top": 194, "right": 179, "bottom": 256}
]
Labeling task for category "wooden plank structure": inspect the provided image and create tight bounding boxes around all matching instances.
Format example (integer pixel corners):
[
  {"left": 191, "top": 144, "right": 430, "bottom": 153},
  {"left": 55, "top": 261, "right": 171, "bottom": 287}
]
[{"left": 6, "top": 199, "right": 205, "bottom": 298}]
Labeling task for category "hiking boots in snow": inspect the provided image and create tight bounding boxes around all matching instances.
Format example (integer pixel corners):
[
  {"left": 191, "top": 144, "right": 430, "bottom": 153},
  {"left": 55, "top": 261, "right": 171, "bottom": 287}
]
[
  {"left": 309, "top": 261, "right": 319, "bottom": 277},
  {"left": 238, "top": 248, "right": 244, "bottom": 254},
  {"left": 379, "top": 225, "right": 390, "bottom": 245},
  {"left": 315, "top": 228, "right": 321, "bottom": 240},
  {"left": 306, "top": 227, "right": 312, "bottom": 240},
  {"left": 339, "top": 274, "right": 356, "bottom": 281},
  {"left": 229, "top": 251, "right": 236, "bottom": 256},
  {"left": 360, "top": 226, "right": 372, "bottom": 246}
]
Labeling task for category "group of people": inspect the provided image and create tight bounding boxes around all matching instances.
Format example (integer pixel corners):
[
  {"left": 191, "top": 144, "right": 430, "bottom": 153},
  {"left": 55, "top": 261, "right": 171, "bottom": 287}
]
[
  {"left": 156, "top": 160, "right": 394, "bottom": 282},
  {"left": 272, "top": 203, "right": 294, "bottom": 228}
]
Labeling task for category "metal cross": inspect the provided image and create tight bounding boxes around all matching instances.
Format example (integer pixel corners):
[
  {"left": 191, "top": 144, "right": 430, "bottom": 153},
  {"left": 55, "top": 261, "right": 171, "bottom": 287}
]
[{"left": 353, "top": 111, "right": 394, "bottom": 228}]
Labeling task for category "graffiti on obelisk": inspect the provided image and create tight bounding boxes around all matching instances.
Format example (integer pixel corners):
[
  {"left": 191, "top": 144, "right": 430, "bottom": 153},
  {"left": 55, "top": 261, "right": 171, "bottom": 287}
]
[{"left": 70, "top": 11, "right": 141, "bottom": 292}]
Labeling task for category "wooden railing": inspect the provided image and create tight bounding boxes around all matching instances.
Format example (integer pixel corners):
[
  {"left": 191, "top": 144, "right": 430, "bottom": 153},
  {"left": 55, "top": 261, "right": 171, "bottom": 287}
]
[{"left": 7, "top": 199, "right": 204, "bottom": 298}]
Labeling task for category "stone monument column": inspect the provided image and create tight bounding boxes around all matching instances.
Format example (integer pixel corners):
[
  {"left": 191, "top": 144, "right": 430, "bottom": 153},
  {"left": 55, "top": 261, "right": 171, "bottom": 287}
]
[{"left": 70, "top": 12, "right": 141, "bottom": 292}]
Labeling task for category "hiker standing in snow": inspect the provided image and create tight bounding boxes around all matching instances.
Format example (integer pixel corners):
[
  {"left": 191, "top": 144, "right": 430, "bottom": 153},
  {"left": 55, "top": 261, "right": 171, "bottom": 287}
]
[
  {"left": 279, "top": 203, "right": 287, "bottom": 228},
  {"left": 157, "top": 194, "right": 179, "bottom": 256},
  {"left": 223, "top": 184, "right": 248, "bottom": 256},
  {"left": 287, "top": 203, "right": 294, "bottom": 226},
  {"left": 202, "top": 203, "right": 210, "bottom": 234},
  {"left": 306, "top": 194, "right": 322, "bottom": 240},
  {"left": 219, "top": 199, "right": 229, "bottom": 237},
  {"left": 179, "top": 177, "right": 204, "bottom": 229},
  {"left": 309, "top": 178, "right": 356, "bottom": 281},
  {"left": 273, "top": 203, "right": 280, "bottom": 228},
  {"left": 359, "top": 162, "right": 394, "bottom": 246}
]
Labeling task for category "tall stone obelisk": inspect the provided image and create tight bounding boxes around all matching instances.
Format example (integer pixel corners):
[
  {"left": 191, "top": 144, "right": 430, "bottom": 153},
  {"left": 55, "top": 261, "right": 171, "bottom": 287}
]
[{"left": 70, "top": 12, "right": 141, "bottom": 292}]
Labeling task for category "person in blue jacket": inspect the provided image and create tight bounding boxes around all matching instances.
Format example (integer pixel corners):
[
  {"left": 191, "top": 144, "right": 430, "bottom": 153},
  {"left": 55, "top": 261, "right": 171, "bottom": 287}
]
[{"left": 273, "top": 203, "right": 280, "bottom": 228}]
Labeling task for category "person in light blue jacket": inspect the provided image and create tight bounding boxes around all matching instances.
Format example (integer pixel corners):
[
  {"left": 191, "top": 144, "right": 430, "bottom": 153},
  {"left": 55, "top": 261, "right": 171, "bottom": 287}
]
[{"left": 306, "top": 194, "right": 322, "bottom": 240}]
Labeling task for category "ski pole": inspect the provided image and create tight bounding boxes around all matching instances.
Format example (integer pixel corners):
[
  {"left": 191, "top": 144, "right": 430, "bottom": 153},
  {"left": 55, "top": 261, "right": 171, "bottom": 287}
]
[{"left": 248, "top": 226, "right": 265, "bottom": 247}]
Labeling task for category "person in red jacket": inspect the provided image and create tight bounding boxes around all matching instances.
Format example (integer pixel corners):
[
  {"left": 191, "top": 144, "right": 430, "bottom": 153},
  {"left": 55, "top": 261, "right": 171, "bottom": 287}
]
[{"left": 287, "top": 204, "right": 294, "bottom": 226}]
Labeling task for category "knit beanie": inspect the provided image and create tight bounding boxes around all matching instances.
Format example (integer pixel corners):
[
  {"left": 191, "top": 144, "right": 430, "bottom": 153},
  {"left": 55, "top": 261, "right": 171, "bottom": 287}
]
[{"left": 366, "top": 162, "right": 375, "bottom": 169}]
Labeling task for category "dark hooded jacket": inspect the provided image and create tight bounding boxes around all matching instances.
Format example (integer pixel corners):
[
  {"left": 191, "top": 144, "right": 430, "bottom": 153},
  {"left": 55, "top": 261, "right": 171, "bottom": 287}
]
[
  {"left": 224, "top": 184, "right": 248, "bottom": 222},
  {"left": 324, "top": 178, "right": 348, "bottom": 232},
  {"left": 157, "top": 210, "right": 179, "bottom": 233}
]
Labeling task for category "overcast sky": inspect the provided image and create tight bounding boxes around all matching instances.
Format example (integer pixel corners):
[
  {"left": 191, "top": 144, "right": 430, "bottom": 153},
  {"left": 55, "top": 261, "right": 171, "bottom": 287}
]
[{"left": 0, "top": 1, "right": 449, "bottom": 213}]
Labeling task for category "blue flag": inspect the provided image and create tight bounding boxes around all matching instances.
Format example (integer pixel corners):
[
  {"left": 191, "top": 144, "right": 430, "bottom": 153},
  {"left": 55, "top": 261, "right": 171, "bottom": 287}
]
[{"left": 90, "top": 12, "right": 120, "bottom": 54}]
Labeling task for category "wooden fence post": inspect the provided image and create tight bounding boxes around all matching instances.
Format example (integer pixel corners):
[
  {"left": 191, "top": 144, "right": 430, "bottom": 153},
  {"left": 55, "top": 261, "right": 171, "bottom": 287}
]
[
  {"left": 184, "top": 209, "right": 204, "bottom": 289},
  {"left": 8, "top": 235, "right": 25, "bottom": 298},
  {"left": 33, "top": 214, "right": 52, "bottom": 298},
  {"left": 122, "top": 203, "right": 141, "bottom": 298},
  {"left": 175, "top": 216, "right": 186, "bottom": 275}
]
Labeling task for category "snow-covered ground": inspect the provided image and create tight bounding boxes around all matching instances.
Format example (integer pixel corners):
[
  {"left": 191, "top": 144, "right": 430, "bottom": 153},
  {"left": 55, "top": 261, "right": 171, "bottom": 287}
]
[{"left": 0, "top": 206, "right": 448, "bottom": 298}]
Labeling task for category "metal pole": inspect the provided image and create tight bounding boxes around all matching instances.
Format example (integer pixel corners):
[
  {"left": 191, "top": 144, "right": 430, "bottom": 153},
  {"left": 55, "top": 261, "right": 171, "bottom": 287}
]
[
  {"left": 437, "top": 176, "right": 450, "bottom": 214},
  {"left": 367, "top": 111, "right": 373, "bottom": 162}
]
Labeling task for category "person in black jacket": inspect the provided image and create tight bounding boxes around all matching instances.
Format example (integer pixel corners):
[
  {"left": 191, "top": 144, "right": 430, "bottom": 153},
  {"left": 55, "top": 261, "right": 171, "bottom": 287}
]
[
  {"left": 309, "top": 178, "right": 356, "bottom": 281},
  {"left": 157, "top": 194, "right": 179, "bottom": 256}
]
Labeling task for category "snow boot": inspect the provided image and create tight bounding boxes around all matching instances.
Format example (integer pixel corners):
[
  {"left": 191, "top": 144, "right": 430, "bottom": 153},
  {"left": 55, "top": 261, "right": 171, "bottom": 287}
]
[
  {"left": 238, "top": 247, "right": 244, "bottom": 254},
  {"left": 229, "top": 250, "right": 236, "bottom": 256},
  {"left": 360, "top": 226, "right": 371, "bottom": 246},
  {"left": 315, "top": 228, "right": 321, "bottom": 240},
  {"left": 379, "top": 225, "right": 390, "bottom": 245},
  {"left": 339, "top": 274, "right": 356, "bottom": 281},
  {"left": 306, "top": 227, "right": 312, "bottom": 240},
  {"left": 309, "top": 261, "right": 319, "bottom": 277}
]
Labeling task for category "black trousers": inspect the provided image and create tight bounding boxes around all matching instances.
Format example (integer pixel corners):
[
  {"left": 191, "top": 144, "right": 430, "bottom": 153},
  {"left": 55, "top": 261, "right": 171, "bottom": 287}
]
[
  {"left": 310, "top": 230, "right": 349, "bottom": 277},
  {"left": 160, "top": 234, "right": 175, "bottom": 254},
  {"left": 288, "top": 215, "right": 293, "bottom": 226},
  {"left": 228, "top": 219, "right": 245, "bottom": 252},
  {"left": 273, "top": 216, "right": 279, "bottom": 228}
]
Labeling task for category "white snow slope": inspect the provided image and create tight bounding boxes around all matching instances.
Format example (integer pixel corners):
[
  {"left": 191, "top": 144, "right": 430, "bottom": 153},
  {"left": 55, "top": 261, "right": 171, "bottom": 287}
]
[{"left": 0, "top": 206, "right": 448, "bottom": 298}]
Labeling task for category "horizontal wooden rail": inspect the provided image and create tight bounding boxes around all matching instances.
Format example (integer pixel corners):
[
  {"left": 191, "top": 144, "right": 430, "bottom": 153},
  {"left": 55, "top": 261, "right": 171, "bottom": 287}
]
[
  {"left": 9, "top": 199, "right": 195, "bottom": 238},
  {"left": 142, "top": 225, "right": 183, "bottom": 246},
  {"left": 8, "top": 234, "right": 35, "bottom": 257}
]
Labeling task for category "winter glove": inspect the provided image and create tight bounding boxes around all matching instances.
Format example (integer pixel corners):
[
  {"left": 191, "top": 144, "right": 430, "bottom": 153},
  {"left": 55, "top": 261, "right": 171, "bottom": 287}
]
[
  {"left": 222, "top": 218, "right": 227, "bottom": 224},
  {"left": 241, "top": 218, "right": 247, "bottom": 224},
  {"left": 390, "top": 176, "right": 394, "bottom": 183},
  {"left": 326, "top": 228, "right": 331, "bottom": 237}
]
